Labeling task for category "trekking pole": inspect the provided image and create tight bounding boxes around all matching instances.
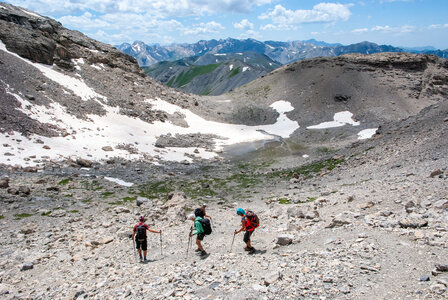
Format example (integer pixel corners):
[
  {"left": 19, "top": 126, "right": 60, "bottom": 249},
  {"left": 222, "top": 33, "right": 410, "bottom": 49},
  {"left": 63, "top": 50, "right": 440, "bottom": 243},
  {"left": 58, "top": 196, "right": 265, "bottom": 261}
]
[
  {"left": 159, "top": 232, "right": 163, "bottom": 257},
  {"left": 132, "top": 238, "right": 138, "bottom": 262},
  {"left": 229, "top": 232, "right": 236, "bottom": 253},
  {"left": 186, "top": 226, "right": 192, "bottom": 257}
]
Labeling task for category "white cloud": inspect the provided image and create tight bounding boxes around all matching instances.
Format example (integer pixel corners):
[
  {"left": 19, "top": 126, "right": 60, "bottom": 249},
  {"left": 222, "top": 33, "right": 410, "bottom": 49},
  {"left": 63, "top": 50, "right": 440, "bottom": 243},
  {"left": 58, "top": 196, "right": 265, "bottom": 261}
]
[
  {"left": 233, "top": 19, "right": 254, "bottom": 30},
  {"left": 182, "top": 21, "right": 225, "bottom": 35},
  {"left": 260, "top": 23, "right": 297, "bottom": 31},
  {"left": 238, "top": 29, "right": 262, "bottom": 39},
  {"left": 371, "top": 25, "right": 415, "bottom": 33},
  {"left": 259, "top": 3, "right": 352, "bottom": 25},
  {"left": 429, "top": 24, "right": 448, "bottom": 29},
  {"left": 7, "top": 0, "right": 274, "bottom": 16},
  {"left": 352, "top": 28, "right": 369, "bottom": 34}
]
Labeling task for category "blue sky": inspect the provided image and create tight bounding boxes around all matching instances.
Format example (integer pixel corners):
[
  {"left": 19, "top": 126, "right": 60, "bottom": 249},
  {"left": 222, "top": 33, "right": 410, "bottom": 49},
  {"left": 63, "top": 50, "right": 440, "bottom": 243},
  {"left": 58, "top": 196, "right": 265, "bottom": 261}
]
[{"left": 3, "top": 0, "right": 448, "bottom": 49}]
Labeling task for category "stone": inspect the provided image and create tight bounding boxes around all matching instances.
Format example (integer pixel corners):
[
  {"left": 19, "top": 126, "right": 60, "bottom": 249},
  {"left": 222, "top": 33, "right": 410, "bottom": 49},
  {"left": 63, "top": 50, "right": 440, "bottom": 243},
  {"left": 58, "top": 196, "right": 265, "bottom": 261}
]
[
  {"left": 263, "top": 271, "right": 282, "bottom": 286},
  {"left": 399, "top": 216, "right": 428, "bottom": 228},
  {"left": 430, "top": 169, "right": 443, "bottom": 178},
  {"left": 102, "top": 146, "right": 113, "bottom": 152},
  {"left": 20, "top": 262, "right": 34, "bottom": 271},
  {"left": 136, "top": 196, "right": 150, "bottom": 207},
  {"left": 73, "top": 290, "right": 85, "bottom": 299},
  {"left": 76, "top": 158, "right": 93, "bottom": 168},
  {"left": 404, "top": 201, "right": 416, "bottom": 213},
  {"left": 275, "top": 234, "right": 294, "bottom": 245},
  {"left": 360, "top": 201, "right": 375, "bottom": 209},
  {"left": 101, "top": 237, "right": 114, "bottom": 244},
  {"left": 287, "top": 206, "right": 305, "bottom": 219},
  {"left": 326, "top": 212, "right": 353, "bottom": 228},
  {"left": 419, "top": 275, "right": 430, "bottom": 281},
  {"left": 114, "top": 206, "right": 130, "bottom": 214},
  {"left": 435, "top": 264, "right": 448, "bottom": 272},
  {"left": 0, "top": 177, "right": 9, "bottom": 188},
  {"left": 430, "top": 284, "right": 446, "bottom": 295},
  {"left": 433, "top": 200, "right": 448, "bottom": 210},
  {"left": 18, "top": 186, "right": 31, "bottom": 195},
  {"left": 20, "top": 223, "right": 36, "bottom": 234}
]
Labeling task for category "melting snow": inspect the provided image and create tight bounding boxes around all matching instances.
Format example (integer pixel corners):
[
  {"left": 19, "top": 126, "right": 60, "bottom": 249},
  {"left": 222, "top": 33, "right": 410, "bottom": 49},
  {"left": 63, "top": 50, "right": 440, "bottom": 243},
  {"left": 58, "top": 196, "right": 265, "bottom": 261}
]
[
  {"left": 357, "top": 128, "right": 378, "bottom": 140},
  {"left": 229, "top": 64, "right": 233, "bottom": 71},
  {"left": 242, "top": 67, "right": 250, "bottom": 72},
  {"left": 0, "top": 40, "right": 107, "bottom": 102},
  {"left": 214, "top": 53, "right": 227, "bottom": 56},
  {"left": 307, "top": 111, "right": 360, "bottom": 129},
  {"left": 21, "top": 9, "right": 42, "bottom": 18},
  {"left": 104, "top": 177, "right": 134, "bottom": 187}
]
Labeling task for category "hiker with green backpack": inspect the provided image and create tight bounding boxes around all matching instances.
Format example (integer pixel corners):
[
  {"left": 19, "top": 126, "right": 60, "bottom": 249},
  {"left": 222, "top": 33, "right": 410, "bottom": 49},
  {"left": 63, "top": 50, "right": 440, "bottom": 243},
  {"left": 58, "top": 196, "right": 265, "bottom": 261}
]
[
  {"left": 132, "top": 216, "right": 162, "bottom": 263},
  {"left": 234, "top": 208, "right": 259, "bottom": 254},
  {"left": 188, "top": 208, "right": 212, "bottom": 257}
]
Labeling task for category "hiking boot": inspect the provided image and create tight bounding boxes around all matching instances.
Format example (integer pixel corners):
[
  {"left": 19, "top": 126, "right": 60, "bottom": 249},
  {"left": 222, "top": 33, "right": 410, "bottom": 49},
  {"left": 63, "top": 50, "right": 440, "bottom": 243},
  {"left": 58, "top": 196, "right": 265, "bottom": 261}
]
[
  {"left": 143, "top": 258, "right": 149, "bottom": 263},
  {"left": 244, "top": 246, "right": 251, "bottom": 251},
  {"left": 195, "top": 248, "right": 202, "bottom": 252},
  {"left": 200, "top": 250, "right": 207, "bottom": 257},
  {"left": 248, "top": 247, "right": 256, "bottom": 254}
]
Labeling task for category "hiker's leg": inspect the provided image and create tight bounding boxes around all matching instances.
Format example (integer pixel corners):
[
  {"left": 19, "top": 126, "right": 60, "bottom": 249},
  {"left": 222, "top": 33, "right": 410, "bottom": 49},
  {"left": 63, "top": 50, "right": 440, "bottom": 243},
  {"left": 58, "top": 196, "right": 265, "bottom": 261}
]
[
  {"left": 142, "top": 240, "right": 148, "bottom": 259},
  {"left": 196, "top": 237, "right": 204, "bottom": 251},
  {"left": 244, "top": 231, "right": 253, "bottom": 248}
]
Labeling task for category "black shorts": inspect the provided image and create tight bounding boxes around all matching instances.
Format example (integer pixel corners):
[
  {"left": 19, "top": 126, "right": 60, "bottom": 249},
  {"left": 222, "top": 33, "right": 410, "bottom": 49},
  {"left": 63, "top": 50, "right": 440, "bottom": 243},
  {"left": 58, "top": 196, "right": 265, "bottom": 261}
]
[
  {"left": 197, "top": 233, "right": 205, "bottom": 241},
  {"left": 243, "top": 230, "right": 254, "bottom": 243},
  {"left": 135, "top": 239, "right": 147, "bottom": 251}
]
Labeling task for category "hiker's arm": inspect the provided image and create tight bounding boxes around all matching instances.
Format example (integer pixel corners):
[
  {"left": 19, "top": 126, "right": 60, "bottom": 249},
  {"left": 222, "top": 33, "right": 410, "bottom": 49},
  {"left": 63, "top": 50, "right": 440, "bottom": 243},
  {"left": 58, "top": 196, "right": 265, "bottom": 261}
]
[
  {"left": 131, "top": 226, "right": 136, "bottom": 239},
  {"left": 235, "top": 220, "right": 246, "bottom": 234},
  {"left": 205, "top": 214, "right": 212, "bottom": 220},
  {"left": 148, "top": 228, "right": 161, "bottom": 234}
]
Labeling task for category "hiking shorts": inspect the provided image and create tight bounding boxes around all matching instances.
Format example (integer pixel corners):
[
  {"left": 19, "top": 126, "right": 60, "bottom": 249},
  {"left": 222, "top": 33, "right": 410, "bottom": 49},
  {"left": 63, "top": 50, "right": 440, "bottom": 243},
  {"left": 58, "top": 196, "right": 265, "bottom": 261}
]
[
  {"left": 135, "top": 239, "right": 147, "bottom": 251},
  {"left": 197, "top": 233, "right": 205, "bottom": 241},
  {"left": 243, "top": 230, "right": 254, "bottom": 243}
]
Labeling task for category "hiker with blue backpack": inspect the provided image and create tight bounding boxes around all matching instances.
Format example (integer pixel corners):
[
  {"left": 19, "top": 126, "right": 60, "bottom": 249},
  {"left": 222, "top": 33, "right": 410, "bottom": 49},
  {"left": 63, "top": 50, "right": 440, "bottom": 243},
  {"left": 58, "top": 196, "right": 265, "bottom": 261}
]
[
  {"left": 188, "top": 208, "right": 212, "bottom": 257},
  {"left": 132, "top": 216, "right": 162, "bottom": 263},
  {"left": 234, "top": 208, "right": 260, "bottom": 254}
]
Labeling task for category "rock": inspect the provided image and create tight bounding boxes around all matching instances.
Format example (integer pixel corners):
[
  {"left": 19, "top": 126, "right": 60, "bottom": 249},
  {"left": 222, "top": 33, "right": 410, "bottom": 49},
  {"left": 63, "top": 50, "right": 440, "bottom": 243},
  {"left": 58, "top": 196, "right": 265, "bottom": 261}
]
[
  {"left": 275, "top": 234, "right": 294, "bottom": 245},
  {"left": 50, "top": 210, "right": 66, "bottom": 217},
  {"left": 326, "top": 212, "right": 353, "bottom": 228},
  {"left": 435, "top": 264, "right": 448, "bottom": 272},
  {"left": 73, "top": 290, "right": 85, "bottom": 299},
  {"left": 18, "top": 186, "right": 31, "bottom": 195},
  {"left": 101, "top": 237, "right": 114, "bottom": 244},
  {"left": 419, "top": 275, "right": 430, "bottom": 281},
  {"left": 20, "top": 262, "right": 34, "bottom": 271},
  {"left": 114, "top": 206, "right": 130, "bottom": 214},
  {"left": 136, "top": 196, "right": 150, "bottom": 207},
  {"left": 0, "top": 177, "right": 10, "bottom": 188},
  {"left": 252, "top": 284, "right": 268, "bottom": 293},
  {"left": 263, "top": 271, "right": 282, "bottom": 286},
  {"left": 404, "top": 201, "right": 416, "bottom": 213},
  {"left": 399, "top": 215, "right": 428, "bottom": 228},
  {"left": 163, "top": 191, "right": 188, "bottom": 209},
  {"left": 20, "top": 223, "right": 36, "bottom": 234},
  {"left": 76, "top": 158, "right": 93, "bottom": 168},
  {"left": 360, "top": 201, "right": 375, "bottom": 210},
  {"left": 430, "top": 284, "right": 446, "bottom": 295},
  {"left": 167, "top": 206, "right": 186, "bottom": 222},
  {"left": 102, "top": 146, "right": 114, "bottom": 152},
  {"left": 287, "top": 206, "right": 305, "bottom": 219},
  {"left": 433, "top": 200, "right": 448, "bottom": 210},
  {"left": 430, "top": 169, "right": 443, "bottom": 178},
  {"left": 42, "top": 145, "right": 51, "bottom": 149},
  {"left": 7, "top": 188, "right": 19, "bottom": 195}
]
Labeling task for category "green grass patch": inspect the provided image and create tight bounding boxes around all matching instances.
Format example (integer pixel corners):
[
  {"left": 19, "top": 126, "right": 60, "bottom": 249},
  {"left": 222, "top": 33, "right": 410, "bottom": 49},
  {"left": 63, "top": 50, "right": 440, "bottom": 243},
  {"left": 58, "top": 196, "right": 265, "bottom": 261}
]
[
  {"left": 68, "top": 210, "right": 79, "bottom": 213},
  {"left": 14, "top": 213, "right": 34, "bottom": 219},
  {"left": 101, "top": 191, "right": 115, "bottom": 198},
  {"left": 307, "top": 197, "right": 317, "bottom": 202},
  {"left": 123, "top": 196, "right": 137, "bottom": 203},
  {"left": 0, "top": 215, "right": 4, "bottom": 220},
  {"left": 59, "top": 178, "right": 72, "bottom": 185},
  {"left": 42, "top": 211, "right": 51, "bottom": 216},
  {"left": 268, "top": 158, "right": 344, "bottom": 180},
  {"left": 200, "top": 87, "right": 211, "bottom": 96},
  {"left": 64, "top": 194, "right": 73, "bottom": 198},
  {"left": 82, "top": 198, "right": 92, "bottom": 203},
  {"left": 175, "top": 63, "right": 221, "bottom": 87},
  {"left": 166, "top": 76, "right": 175, "bottom": 87},
  {"left": 279, "top": 198, "right": 291, "bottom": 204},
  {"left": 82, "top": 180, "right": 103, "bottom": 191},
  {"left": 108, "top": 200, "right": 124, "bottom": 205},
  {"left": 229, "top": 67, "right": 241, "bottom": 78}
]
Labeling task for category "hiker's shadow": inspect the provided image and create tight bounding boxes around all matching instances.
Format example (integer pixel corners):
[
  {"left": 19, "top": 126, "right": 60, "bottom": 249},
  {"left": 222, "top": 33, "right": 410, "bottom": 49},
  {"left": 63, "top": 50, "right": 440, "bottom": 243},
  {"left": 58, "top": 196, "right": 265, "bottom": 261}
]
[{"left": 250, "top": 249, "right": 267, "bottom": 255}]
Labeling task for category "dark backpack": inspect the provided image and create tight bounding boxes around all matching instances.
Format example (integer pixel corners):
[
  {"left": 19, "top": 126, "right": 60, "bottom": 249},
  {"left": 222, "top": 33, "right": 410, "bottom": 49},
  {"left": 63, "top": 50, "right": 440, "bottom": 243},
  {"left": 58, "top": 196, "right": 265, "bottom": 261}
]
[
  {"left": 198, "top": 218, "right": 212, "bottom": 235},
  {"left": 246, "top": 210, "right": 260, "bottom": 229},
  {"left": 136, "top": 224, "right": 146, "bottom": 241}
]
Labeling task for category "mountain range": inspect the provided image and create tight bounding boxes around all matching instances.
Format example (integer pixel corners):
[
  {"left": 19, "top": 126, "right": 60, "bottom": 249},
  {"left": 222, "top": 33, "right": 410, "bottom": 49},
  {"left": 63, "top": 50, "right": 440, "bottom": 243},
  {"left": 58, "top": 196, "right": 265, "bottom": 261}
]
[{"left": 117, "top": 38, "right": 448, "bottom": 67}]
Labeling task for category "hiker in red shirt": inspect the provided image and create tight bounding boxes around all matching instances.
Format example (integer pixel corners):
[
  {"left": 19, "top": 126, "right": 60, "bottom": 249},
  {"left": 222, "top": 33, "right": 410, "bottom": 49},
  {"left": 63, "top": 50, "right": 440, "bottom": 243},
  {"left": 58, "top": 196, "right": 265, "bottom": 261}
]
[
  {"left": 234, "top": 208, "right": 259, "bottom": 254},
  {"left": 132, "top": 216, "right": 161, "bottom": 263}
]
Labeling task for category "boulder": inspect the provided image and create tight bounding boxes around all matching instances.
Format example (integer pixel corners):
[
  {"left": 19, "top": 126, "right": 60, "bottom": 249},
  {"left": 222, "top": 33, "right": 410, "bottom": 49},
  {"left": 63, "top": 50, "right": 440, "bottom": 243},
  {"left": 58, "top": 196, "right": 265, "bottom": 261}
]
[
  {"left": 275, "top": 234, "right": 294, "bottom": 246},
  {"left": 18, "top": 186, "right": 31, "bottom": 196},
  {"left": 287, "top": 206, "right": 305, "bottom": 219},
  {"left": 114, "top": 206, "right": 130, "bottom": 214},
  {"left": 20, "top": 262, "right": 34, "bottom": 271},
  {"left": 399, "top": 215, "right": 428, "bottom": 228},
  {"left": 0, "top": 177, "right": 10, "bottom": 188},
  {"left": 434, "top": 200, "right": 448, "bottom": 210},
  {"left": 76, "top": 158, "right": 93, "bottom": 168},
  {"left": 20, "top": 223, "right": 36, "bottom": 234},
  {"left": 163, "top": 191, "right": 188, "bottom": 209},
  {"left": 430, "top": 169, "right": 443, "bottom": 178},
  {"left": 102, "top": 146, "right": 114, "bottom": 152}
]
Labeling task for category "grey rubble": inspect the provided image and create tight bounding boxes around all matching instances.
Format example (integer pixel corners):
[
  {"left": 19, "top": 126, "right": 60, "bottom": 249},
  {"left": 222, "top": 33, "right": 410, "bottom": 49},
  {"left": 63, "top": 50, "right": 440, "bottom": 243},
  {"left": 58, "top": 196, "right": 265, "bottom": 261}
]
[{"left": 0, "top": 2, "right": 447, "bottom": 300}]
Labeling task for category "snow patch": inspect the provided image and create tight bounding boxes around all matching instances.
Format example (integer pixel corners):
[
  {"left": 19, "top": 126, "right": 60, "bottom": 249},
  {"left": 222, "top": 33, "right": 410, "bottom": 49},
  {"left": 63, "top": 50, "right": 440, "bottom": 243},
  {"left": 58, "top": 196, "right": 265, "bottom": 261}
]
[
  {"left": 104, "top": 177, "right": 134, "bottom": 187},
  {"left": 214, "top": 53, "right": 227, "bottom": 56},
  {"left": 229, "top": 64, "right": 233, "bottom": 71},
  {"left": 21, "top": 9, "right": 42, "bottom": 18},
  {"left": 307, "top": 111, "right": 360, "bottom": 129},
  {"left": 242, "top": 67, "right": 250, "bottom": 72},
  {"left": 357, "top": 128, "right": 378, "bottom": 140},
  {"left": 0, "top": 40, "right": 107, "bottom": 102}
]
